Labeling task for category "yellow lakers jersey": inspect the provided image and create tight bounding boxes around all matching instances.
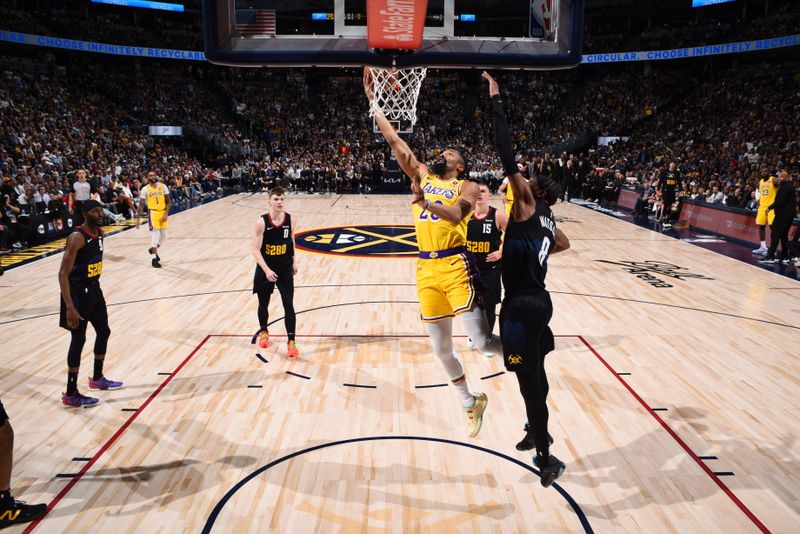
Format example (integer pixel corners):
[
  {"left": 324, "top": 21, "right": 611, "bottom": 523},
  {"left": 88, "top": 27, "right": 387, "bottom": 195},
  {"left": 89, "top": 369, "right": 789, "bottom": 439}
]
[
  {"left": 143, "top": 183, "right": 168, "bottom": 211},
  {"left": 413, "top": 172, "right": 469, "bottom": 252},
  {"left": 758, "top": 178, "right": 777, "bottom": 208},
  {"left": 504, "top": 179, "right": 515, "bottom": 217}
]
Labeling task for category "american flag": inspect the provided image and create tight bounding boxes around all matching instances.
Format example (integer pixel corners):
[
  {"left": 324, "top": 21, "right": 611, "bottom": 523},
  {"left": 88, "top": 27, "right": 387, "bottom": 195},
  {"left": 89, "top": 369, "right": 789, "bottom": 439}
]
[{"left": 235, "top": 9, "right": 276, "bottom": 37}]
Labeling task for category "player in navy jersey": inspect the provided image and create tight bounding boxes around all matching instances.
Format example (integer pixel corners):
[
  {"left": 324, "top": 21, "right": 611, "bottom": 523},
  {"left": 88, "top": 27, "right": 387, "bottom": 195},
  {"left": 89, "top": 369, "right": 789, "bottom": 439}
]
[
  {"left": 484, "top": 72, "right": 571, "bottom": 487},
  {"left": 58, "top": 200, "right": 123, "bottom": 409},
  {"left": 251, "top": 187, "right": 299, "bottom": 357},
  {"left": 466, "top": 183, "right": 508, "bottom": 338}
]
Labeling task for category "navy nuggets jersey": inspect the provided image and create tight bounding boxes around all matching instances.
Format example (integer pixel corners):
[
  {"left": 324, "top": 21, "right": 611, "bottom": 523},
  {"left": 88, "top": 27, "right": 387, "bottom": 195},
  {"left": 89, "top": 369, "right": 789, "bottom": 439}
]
[
  {"left": 69, "top": 226, "right": 104, "bottom": 284},
  {"left": 502, "top": 199, "right": 555, "bottom": 294},
  {"left": 260, "top": 212, "right": 294, "bottom": 266},
  {"left": 467, "top": 206, "right": 502, "bottom": 271}
]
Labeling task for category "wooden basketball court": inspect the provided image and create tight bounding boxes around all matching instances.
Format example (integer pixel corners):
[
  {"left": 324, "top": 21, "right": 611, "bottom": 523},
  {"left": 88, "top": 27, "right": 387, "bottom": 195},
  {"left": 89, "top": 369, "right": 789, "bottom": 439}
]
[{"left": 1, "top": 193, "right": 797, "bottom": 533}]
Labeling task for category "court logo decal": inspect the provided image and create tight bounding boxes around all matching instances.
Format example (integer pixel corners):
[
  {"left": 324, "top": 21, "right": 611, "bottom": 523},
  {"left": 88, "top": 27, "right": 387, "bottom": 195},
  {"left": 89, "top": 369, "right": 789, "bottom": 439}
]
[
  {"left": 296, "top": 225, "right": 417, "bottom": 257},
  {"left": 595, "top": 260, "right": 714, "bottom": 289},
  {"left": 295, "top": 499, "right": 505, "bottom": 531}
]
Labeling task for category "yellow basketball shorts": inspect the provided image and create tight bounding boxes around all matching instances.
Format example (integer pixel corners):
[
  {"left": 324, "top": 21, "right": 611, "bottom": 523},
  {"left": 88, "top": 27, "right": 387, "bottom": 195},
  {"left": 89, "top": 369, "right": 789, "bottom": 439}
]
[
  {"left": 416, "top": 253, "right": 481, "bottom": 322},
  {"left": 148, "top": 209, "right": 169, "bottom": 230},
  {"left": 755, "top": 207, "right": 774, "bottom": 226}
]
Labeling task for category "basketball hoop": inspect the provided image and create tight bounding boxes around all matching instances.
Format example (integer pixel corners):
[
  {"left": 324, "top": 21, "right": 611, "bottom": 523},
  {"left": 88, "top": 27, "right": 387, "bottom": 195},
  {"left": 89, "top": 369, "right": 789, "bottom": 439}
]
[{"left": 367, "top": 65, "right": 428, "bottom": 129}]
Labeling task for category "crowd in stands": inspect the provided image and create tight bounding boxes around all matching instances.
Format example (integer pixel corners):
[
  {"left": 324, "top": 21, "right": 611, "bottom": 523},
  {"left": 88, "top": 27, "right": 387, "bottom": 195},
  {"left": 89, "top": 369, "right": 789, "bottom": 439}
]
[
  {"left": 2, "top": 0, "right": 799, "bottom": 254},
  {"left": 0, "top": 67, "right": 225, "bottom": 250},
  {"left": 584, "top": 0, "right": 800, "bottom": 53},
  {"left": 5, "top": 0, "right": 798, "bottom": 55}
]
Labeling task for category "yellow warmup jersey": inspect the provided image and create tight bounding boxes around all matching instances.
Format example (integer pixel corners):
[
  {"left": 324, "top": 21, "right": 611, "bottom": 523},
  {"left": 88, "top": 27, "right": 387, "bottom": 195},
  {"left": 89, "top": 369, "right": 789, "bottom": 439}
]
[
  {"left": 413, "top": 172, "right": 469, "bottom": 252},
  {"left": 758, "top": 178, "right": 777, "bottom": 208},
  {"left": 143, "top": 183, "right": 168, "bottom": 211}
]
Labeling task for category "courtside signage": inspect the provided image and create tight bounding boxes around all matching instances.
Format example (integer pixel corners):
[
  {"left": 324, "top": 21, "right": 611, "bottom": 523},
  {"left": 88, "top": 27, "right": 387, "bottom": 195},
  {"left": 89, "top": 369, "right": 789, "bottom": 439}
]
[
  {"left": 1, "top": 30, "right": 797, "bottom": 65},
  {"left": 582, "top": 34, "right": 799, "bottom": 63},
  {"left": 0, "top": 31, "right": 205, "bottom": 60}
]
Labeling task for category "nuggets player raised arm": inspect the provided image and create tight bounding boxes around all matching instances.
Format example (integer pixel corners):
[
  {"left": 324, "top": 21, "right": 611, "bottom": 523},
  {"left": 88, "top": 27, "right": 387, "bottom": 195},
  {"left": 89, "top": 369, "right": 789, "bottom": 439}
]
[
  {"left": 484, "top": 71, "right": 569, "bottom": 487},
  {"left": 135, "top": 171, "right": 171, "bottom": 268},
  {"left": 364, "top": 68, "right": 504, "bottom": 438},
  {"left": 251, "top": 187, "right": 299, "bottom": 358}
]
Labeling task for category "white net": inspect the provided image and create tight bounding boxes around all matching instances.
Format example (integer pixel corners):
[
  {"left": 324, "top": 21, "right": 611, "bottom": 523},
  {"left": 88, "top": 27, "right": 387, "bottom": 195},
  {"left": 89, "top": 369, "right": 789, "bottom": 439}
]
[{"left": 368, "top": 66, "right": 428, "bottom": 129}]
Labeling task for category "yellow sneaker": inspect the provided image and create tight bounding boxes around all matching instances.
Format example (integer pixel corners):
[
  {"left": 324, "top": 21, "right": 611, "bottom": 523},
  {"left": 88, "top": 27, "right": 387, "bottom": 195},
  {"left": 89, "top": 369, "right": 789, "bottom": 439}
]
[
  {"left": 257, "top": 330, "right": 270, "bottom": 349},
  {"left": 464, "top": 393, "right": 488, "bottom": 438},
  {"left": 287, "top": 340, "right": 300, "bottom": 357}
]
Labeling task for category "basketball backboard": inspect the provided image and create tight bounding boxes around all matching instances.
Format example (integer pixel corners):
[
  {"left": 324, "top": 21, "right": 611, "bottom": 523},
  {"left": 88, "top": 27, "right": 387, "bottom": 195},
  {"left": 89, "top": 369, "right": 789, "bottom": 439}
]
[{"left": 202, "top": 0, "right": 584, "bottom": 69}]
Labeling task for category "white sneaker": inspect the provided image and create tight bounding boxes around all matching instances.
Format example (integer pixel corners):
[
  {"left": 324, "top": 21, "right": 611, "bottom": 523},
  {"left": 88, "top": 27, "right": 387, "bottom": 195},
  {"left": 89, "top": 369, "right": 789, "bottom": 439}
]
[
  {"left": 752, "top": 246, "right": 767, "bottom": 255},
  {"left": 464, "top": 393, "right": 488, "bottom": 438}
]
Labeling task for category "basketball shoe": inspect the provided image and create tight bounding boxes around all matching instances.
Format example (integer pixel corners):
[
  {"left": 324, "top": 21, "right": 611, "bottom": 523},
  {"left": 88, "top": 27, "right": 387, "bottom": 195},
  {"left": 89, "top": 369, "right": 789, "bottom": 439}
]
[
  {"left": 61, "top": 391, "right": 100, "bottom": 408},
  {"left": 463, "top": 393, "right": 488, "bottom": 437},
  {"left": 0, "top": 498, "right": 47, "bottom": 529},
  {"left": 287, "top": 341, "right": 299, "bottom": 357},
  {"left": 535, "top": 454, "right": 566, "bottom": 488},
  {"left": 516, "top": 421, "right": 554, "bottom": 451},
  {"left": 88, "top": 376, "right": 124, "bottom": 390},
  {"left": 258, "top": 330, "right": 270, "bottom": 349}
]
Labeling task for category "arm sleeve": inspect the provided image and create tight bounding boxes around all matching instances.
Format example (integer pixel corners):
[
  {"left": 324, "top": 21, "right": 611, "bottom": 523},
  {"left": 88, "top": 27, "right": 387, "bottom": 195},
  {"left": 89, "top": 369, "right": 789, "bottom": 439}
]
[{"left": 491, "top": 95, "right": 519, "bottom": 177}]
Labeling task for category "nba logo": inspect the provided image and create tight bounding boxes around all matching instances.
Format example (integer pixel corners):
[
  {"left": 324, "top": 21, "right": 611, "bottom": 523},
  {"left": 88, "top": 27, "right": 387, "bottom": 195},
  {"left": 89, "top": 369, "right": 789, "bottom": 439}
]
[{"left": 530, "top": 0, "right": 553, "bottom": 37}]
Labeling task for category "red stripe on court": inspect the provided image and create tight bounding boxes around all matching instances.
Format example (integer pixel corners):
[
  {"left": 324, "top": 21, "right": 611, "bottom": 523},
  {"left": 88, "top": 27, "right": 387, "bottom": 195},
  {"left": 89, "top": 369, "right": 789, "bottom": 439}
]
[
  {"left": 211, "top": 334, "right": 582, "bottom": 338},
  {"left": 213, "top": 333, "right": 432, "bottom": 338},
  {"left": 23, "top": 335, "right": 212, "bottom": 533},
  {"left": 577, "top": 335, "right": 771, "bottom": 534}
]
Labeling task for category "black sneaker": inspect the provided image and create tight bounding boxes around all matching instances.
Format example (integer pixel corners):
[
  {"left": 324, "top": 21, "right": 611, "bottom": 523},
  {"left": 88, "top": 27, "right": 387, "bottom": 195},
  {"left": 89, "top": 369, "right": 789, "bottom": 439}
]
[
  {"left": 758, "top": 257, "right": 777, "bottom": 264},
  {"left": 0, "top": 499, "right": 47, "bottom": 528},
  {"left": 534, "top": 454, "right": 566, "bottom": 488},
  {"left": 517, "top": 422, "right": 554, "bottom": 451},
  {"left": 516, "top": 432, "right": 554, "bottom": 451},
  {"left": 152, "top": 258, "right": 161, "bottom": 268}
]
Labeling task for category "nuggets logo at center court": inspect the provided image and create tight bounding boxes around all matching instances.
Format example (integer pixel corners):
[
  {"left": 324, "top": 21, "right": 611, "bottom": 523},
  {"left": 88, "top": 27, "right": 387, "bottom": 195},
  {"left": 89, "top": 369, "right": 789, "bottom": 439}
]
[{"left": 295, "top": 225, "right": 418, "bottom": 257}]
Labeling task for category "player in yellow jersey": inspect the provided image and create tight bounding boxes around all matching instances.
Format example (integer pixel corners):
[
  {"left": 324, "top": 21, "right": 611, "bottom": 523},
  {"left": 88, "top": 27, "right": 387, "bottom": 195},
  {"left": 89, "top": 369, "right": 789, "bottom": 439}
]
[
  {"left": 364, "top": 69, "right": 503, "bottom": 438},
  {"left": 135, "top": 171, "right": 171, "bottom": 268},
  {"left": 498, "top": 176, "right": 515, "bottom": 217},
  {"left": 753, "top": 166, "right": 777, "bottom": 255}
]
